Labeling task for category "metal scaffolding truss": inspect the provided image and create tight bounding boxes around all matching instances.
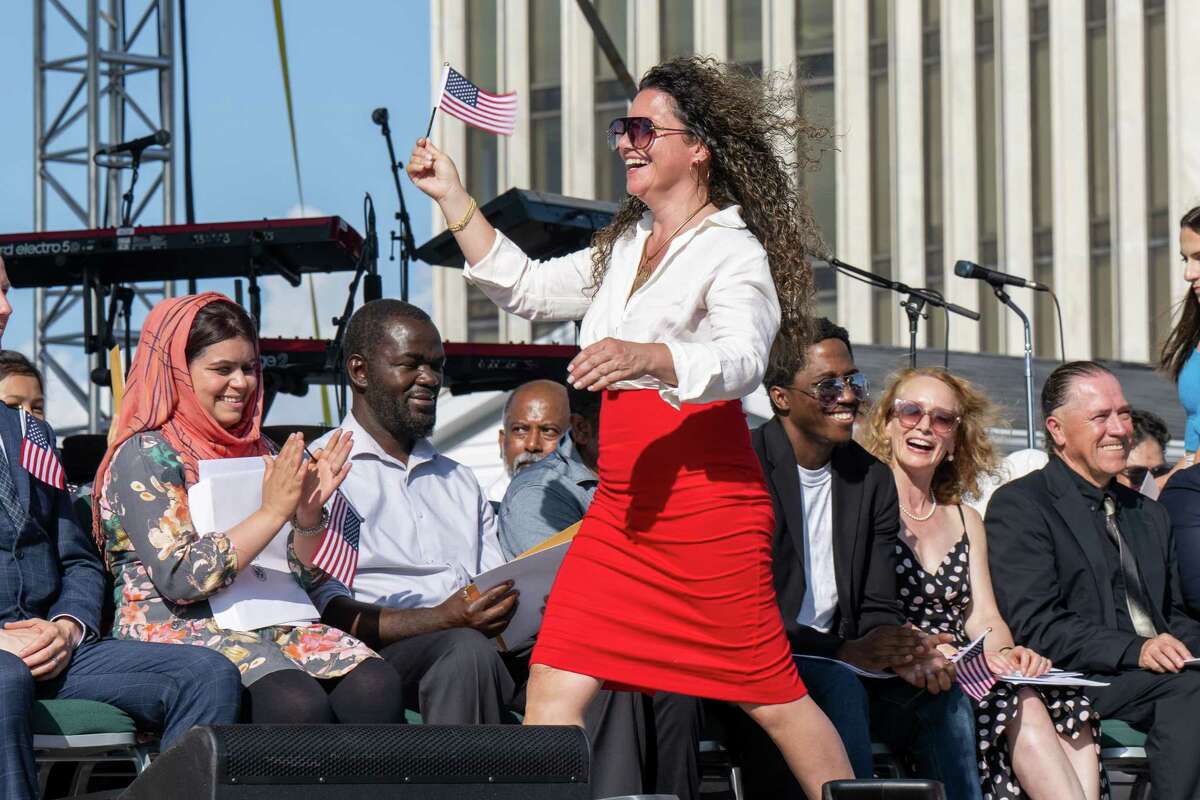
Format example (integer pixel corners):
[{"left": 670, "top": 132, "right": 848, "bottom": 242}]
[{"left": 33, "top": 0, "right": 175, "bottom": 434}]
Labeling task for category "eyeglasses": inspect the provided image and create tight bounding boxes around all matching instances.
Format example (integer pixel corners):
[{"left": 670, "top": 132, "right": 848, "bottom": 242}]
[
  {"left": 786, "top": 372, "right": 870, "bottom": 409},
  {"left": 891, "top": 399, "right": 961, "bottom": 436},
  {"left": 606, "top": 116, "right": 692, "bottom": 151},
  {"left": 1122, "top": 463, "right": 1171, "bottom": 487}
]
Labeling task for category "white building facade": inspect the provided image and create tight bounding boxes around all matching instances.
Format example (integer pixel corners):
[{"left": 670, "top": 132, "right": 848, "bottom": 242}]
[{"left": 429, "top": 0, "right": 1200, "bottom": 363}]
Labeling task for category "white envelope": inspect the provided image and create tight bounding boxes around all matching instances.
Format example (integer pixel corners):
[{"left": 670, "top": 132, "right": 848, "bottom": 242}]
[{"left": 188, "top": 460, "right": 320, "bottom": 632}]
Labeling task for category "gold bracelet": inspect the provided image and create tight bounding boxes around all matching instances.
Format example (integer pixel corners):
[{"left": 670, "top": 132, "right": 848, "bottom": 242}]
[{"left": 446, "top": 196, "right": 477, "bottom": 232}]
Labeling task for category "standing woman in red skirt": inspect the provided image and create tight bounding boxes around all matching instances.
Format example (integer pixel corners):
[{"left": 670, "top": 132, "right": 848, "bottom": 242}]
[{"left": 409, "top": 57, "right": 852, "bottom": 794}]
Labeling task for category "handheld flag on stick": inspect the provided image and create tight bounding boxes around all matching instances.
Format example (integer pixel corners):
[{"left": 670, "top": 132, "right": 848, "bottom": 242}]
[
  {"left": 428, "top": 64, "right": 517, "bottom": 138},
  {"left": 950, "top": 628, "right": 997, "bottom": 702},
  {"left": 20, "top": 411, "right": 65, "bottom": 490},
  {"left": 312, "top": 490, "right": 362, "bottom": 588}
]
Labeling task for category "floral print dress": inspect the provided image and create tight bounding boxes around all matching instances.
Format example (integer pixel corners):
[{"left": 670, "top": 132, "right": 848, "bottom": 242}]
[
  {"left": 896, "top": 508, "right": 1109, "bottom": 800},
  {"left": 97, "top": 430, "right": 378, "bottom": 685}
]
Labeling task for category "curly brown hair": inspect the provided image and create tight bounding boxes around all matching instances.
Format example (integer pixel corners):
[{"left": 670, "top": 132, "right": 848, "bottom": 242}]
[
  {"left": 860, "top": 368, "right": 1003, "bottom": 505},
  {"left": 588, "top": 57, "right": 829, "bottom": 341}
]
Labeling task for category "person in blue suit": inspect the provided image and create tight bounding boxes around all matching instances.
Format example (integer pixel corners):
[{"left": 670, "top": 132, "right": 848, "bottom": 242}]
[{"left": 0, "top": 256, "right": 241, "bottom": 800}]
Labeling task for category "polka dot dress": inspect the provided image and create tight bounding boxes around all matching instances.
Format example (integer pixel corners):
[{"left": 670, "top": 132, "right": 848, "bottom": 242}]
[{"left": 896, "top": 523, "right": 1110, "bottom": 800}]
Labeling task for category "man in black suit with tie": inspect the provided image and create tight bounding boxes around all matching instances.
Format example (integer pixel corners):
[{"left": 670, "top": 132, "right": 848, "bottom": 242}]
[
  {"left": 0, "top": 257, "right": 242, "bottom": 800},
  {"left": 987, "top": 361, "right": 1200, "bottom": 800},
  {"left": 732, "top": 319, "right": 980, "bottom": 798}
]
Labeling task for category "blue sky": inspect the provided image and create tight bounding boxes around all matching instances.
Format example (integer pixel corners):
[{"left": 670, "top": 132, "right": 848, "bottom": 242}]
[{"left": 0, "top": 1, "right": 435, "bottom": 427}]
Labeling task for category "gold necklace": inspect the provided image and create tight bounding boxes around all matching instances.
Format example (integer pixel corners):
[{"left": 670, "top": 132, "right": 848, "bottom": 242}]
[{"left": 633, "top": 201, "right": 710, "bottom": 288}]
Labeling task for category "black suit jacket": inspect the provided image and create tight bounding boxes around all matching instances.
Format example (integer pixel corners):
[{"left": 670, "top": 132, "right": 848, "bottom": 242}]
[
  {"left": 751, "top": 418, "right": 904, "bottom": 659},
  {"left": 986, "top": 457, "right": 1200, "bottom": 674},
  {"left": 1157, "top": 463, "right": 1200, "bottom": 615},
  {"left": 0, "top": 406, "right": 104, "bottom": 635}
]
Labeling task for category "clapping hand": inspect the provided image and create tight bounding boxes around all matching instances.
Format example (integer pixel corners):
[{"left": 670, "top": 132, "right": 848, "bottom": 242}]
[
  {"left": 260, "top": 433, "right": 307, "bottom": 525},
  {"left": 295, "top": 429, "right": 353, "bottom": 529}
]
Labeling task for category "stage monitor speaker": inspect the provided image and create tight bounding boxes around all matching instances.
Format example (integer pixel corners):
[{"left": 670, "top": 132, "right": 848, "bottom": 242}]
[
  {"left": 121, "top": 724, "right": 590, "bottom": 800},
  {"left": 822, "top": 779, "right": 947, "bottom": 799}
]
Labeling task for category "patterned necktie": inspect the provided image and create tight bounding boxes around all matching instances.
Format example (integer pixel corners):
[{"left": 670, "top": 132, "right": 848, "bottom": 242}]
[
  {"left": 0, "top": 442, "right": 26, "bottom": 528},
  {"left": 1102, "top": 496, "right": 1158, "bottom": 638}
]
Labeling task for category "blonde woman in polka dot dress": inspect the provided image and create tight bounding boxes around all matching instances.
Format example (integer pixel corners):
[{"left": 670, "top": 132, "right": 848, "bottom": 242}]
[{"left": 864, "top": 368, "right": 1107, "bottom": 800}]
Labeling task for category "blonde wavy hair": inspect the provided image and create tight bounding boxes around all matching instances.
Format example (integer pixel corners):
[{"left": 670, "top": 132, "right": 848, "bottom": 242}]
[
  {"left": 861, "top": 368, "right": 1003, "bottom": 505},
  {"left": 588, "top": 56, "right": 829, "bottom": 341}
]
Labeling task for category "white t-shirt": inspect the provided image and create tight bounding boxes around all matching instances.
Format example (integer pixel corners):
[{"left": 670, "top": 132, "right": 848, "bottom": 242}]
[{"left": 795, "top": 463, "right": 838, "bottom": 633}]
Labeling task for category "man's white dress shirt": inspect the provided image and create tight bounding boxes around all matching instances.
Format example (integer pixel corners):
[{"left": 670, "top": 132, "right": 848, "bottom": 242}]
[
  {"left": 464, "top": 205, "right": 781, "bottom": 407},
  {"left": 308, "top": 410, "right": 505, "bottom": 612}
]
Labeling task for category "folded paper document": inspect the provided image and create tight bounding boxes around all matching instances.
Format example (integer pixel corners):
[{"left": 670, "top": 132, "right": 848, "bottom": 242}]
[
  {"left": 188, "top": 457, "right": 320, "bottom": 632},
  {"left": 467, "top": 523, "right": 579, "bottom": 652}
]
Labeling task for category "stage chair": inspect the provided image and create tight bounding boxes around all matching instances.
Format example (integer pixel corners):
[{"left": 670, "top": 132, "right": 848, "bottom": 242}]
[
  {"left": 1100, "top": 719, "right": 1150, "bottom": 800},
  {"left": 32, "top": 699, "right": 155, "bottom": 797}
]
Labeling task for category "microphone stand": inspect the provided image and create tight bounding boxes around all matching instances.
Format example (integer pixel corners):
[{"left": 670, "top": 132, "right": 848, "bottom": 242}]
[
  {"left": 328, "top": 193, "right": 379, "bottom": 420},
  {"left": 828, "top": 258, "right": 981, "bottom": 369},
  {"left": 376, "top": 114, "right": 417, "bottom": 302},
  {"left": 991, "top": 285, "right": 1037, "bottom": 449}
]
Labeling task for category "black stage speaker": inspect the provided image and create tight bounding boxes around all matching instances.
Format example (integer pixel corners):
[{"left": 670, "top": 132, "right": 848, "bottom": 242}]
[
  {"left": 822, "top": 779, "right": 947, "bottom": 799},
  {"left": 121, "top": 724, "right": 590, "bottom": 799}
]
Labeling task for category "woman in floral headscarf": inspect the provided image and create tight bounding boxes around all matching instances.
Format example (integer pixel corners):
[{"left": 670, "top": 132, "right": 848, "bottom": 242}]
[{"left": 94, "top": 293, "right": 403, "bottom": 724}]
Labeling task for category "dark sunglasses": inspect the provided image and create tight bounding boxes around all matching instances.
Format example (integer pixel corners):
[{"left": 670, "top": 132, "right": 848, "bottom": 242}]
[
  {"left": 892, "top": 399, "right": 961, "bottom": 436},
  {"left": 606, "top": 116, "right": 692, "bottom": 151},
  {"left": 789, "top": 372, "right": 870, "bottom": 409},
  {"left": 1123, "top": 464, "right": 1171, "bottom": 486}
]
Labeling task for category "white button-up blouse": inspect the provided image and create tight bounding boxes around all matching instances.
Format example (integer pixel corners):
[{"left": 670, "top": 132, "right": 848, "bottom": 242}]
[{"left": 463, "top": 204, "right": 781, "bottom": 407}]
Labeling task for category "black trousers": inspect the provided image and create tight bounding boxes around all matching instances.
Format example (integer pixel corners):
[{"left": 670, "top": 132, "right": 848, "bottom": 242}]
[
  {"left": 507, "top": 652, "right": 703, "bottom": 800},
  {"left": 1087, "top": 668, "right": 1200, "bottom": 800},
  {"left": 379, "top": 629, "right": 703, "bottom": 799}
]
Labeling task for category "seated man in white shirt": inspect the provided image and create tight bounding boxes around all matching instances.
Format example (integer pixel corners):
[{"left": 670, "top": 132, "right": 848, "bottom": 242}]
[{"left": 310, "top": 299, "right": 517, "bottom": 724}]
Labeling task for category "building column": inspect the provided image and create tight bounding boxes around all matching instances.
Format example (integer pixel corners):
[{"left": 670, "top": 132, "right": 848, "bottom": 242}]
[
  {"left": 1165, "top": 0, "right": 1200, "bottom": 229},
  {"left": 763, "top": 0, "right": 795, "bottom": 76},
  {"left": 561, "top": 0, "right": 595, "bottom": 198},
  {"left": 1049, "top": 0, "right": 1091, "bottom": 359},
  {"left": 1109, "top": 0, "right": 1149, "bottom": 362},
  {"left": 498, "top": 0, "right": 533, "bottom": 343},
  {"left": 940, "top": 0, "right": 980, "bottom": 352},
  {"left": 995, "top": 0, "right": 1034, "bottom": 357},
  {"left": 629, "top": 0, "right": 659, "bottom": 80},
  {"left": 694, "top": 1, "right": 727, "bottom": 61},
  {"left": 834, "top": 0, "right": 873, "bottom": 344},
  {"left": 430, "top": 0, "right": 468, "bottom": 343},
  {"left": 889, "top": 0, "right": 925, "bottom": 346}
]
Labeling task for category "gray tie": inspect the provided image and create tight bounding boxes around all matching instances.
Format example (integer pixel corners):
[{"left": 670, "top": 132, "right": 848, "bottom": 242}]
[
  {"left": 0, "top": 443, "right": 26, "bottom": 529},
  {"left": 1102, "top": 496, "right": 1158, "bottom": 638}
]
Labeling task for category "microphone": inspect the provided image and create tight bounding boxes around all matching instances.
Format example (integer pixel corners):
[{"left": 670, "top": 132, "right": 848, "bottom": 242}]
[
  {"left": 954, "top": 260, "right": 1048, "bottom": 291},
  {"left": 97, "top": 129, "right": 170, "bottom": 157},
  {"left": 371, "top": 107, "right": 389, "bottom": 126}
]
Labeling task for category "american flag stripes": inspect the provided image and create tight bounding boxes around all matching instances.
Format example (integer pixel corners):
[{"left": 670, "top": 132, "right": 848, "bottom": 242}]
[
  {"left": 437, "top": 66, "right": 517, "bottom": 136},
  {"left": 311, "top": 491, "right": 362, "bottom": 588},
  {"left": 20, "top": 412, "right": 64, "bottom": 490},
  {"left": 952, "top": 632, "right": 998, "bottom": 702}
]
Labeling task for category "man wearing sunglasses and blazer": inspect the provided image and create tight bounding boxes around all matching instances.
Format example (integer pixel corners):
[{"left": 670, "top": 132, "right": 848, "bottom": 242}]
[{"left": 725, "top": 319, "right": 983, "bottom": 798}]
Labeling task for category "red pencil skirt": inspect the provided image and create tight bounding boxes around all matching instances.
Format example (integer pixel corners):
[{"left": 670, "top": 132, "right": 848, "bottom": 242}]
[{"left": 531, "top": 389, "right": 806, "bottom": 704}]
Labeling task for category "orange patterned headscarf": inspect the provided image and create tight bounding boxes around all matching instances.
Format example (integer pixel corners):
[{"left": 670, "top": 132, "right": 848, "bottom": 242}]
[{"left": 93, "top": 293, "right": 267, "bottom": 551}]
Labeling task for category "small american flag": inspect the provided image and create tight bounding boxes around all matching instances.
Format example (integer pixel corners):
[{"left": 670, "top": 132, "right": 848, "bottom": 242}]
[
  {"left": 20, "top": 412, "right": 64, "bottom": 490},
  {"left": 951, "top": 630, "right": 997, "bottom": 702},
  {"left": 312, "top": 490, "right": 361, "bottom": 588},
  {"left": 437, "top": 65, "right": 517, "bottom": 136}
]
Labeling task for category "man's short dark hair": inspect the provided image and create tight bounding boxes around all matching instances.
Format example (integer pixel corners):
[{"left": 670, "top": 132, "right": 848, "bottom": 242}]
[
  {"left": 1040, "top": 360, "right": 1116, "bottom": 421},
  {"left": 0, "top": 350, "right": 43, "bottom": 391},
  {"left": 1131, "top": 409, "right": 1171, "bottom": 451},
  {"left": 342, "top": 299, "right": 434, "bottom": 369},
  {"left": 567, "top": 384, "right": 602, "bottom": 425},
  {"left": 762, "top": 318, "right": 853, "bottom": 415}
]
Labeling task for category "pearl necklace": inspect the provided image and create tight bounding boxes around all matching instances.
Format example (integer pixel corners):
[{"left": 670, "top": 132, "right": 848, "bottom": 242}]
[{"left": 899, "top": 495, "right": 938, "bottom": 522}]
